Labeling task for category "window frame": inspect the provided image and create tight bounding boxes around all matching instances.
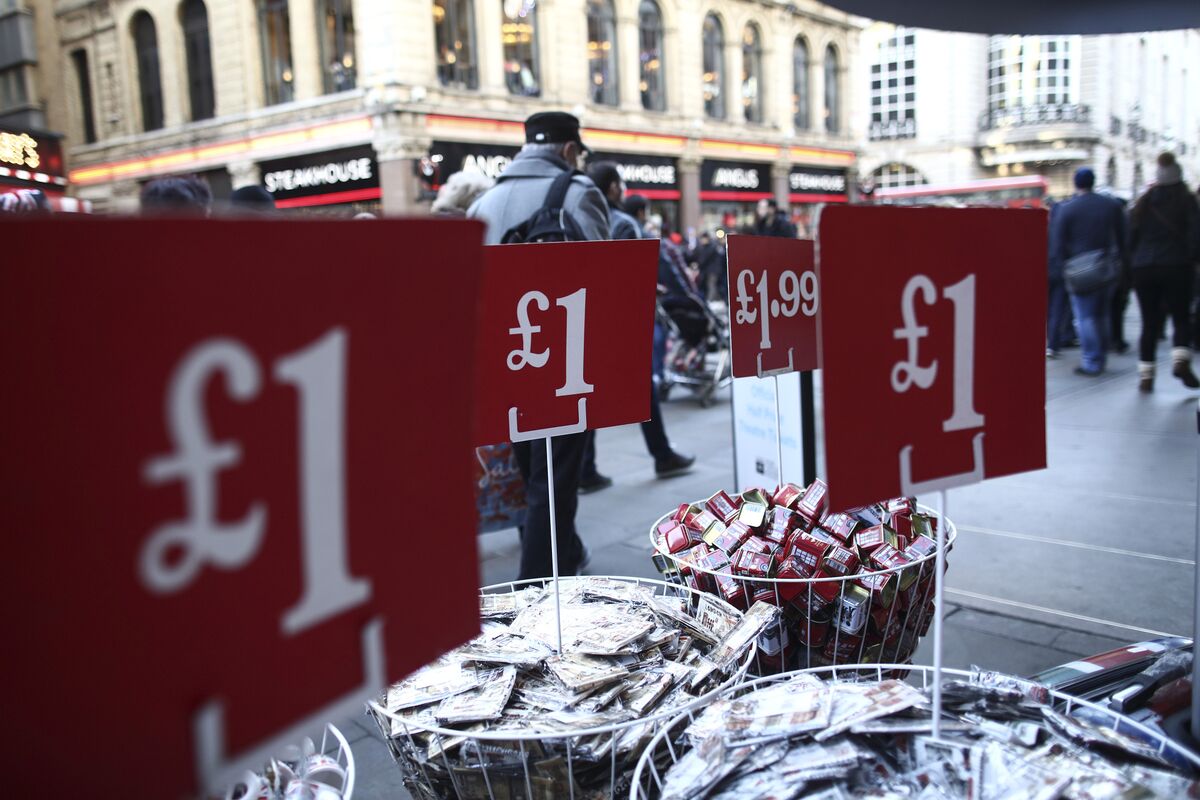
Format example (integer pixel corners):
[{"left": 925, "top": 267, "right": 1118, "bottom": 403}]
[
  {"left": 741, "top": 22, "right": 763, "bottom": 124},
  {"left": 586, "top": 0, "right": 619, "bottom": 106},
  {"left": 793, "top": 35, "right": 809, "bottom": 130},
  {"left": 501, "top": 0, "right": 541, "bottom": 98},
  {"left": 318, "top": 0, "right": 357, "bottom": 93},
  {"left": 181, "top": 0, "right": 215, "bottom": 121},
  {"left": 433, "top": 0, "right": 479, "bottom": 90},
  {"left": 132, "top": 11, "right": 164, "bottom": 131},
  {"left": 257, "top": 0, "right": 295, "bottom": 105},
  {"left": 702, "top": 13, "right": 725, "bottom": 120},
  {"left": 637, "top": 0, "right": 666, "bottom": 111},
  {"left": 823, "top": 43, "right": 840, "bottom": 133}
]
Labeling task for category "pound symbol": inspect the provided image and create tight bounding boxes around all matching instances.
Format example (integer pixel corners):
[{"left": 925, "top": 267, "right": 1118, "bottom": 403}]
[
  {"left": 891, "top": 275, "right": 939, "bottom": 393},
  {"left": 734, "top": 269, "right": 758, "bottom": 325},
  {"left": 507, "top": 291, "right": 551, "bottom": 371}
]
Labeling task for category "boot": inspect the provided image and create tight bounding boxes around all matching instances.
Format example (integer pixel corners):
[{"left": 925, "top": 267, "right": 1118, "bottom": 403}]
[
  {"left": 1172, "top": 347, "right": 1200, "bottom": 388},
  {"left": 1138, "top": 361, "right": 1155, "bottom": 393}
]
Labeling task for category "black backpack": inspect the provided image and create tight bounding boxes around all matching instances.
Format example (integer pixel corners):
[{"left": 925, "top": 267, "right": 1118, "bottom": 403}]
[{"left": 501, "top": 169, "right": 588, "bottom": 244}]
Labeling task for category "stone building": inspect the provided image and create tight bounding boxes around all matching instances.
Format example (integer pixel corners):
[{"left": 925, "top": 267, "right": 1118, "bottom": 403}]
[{"left": 52, "top": 0, "right": 861, "bottom": 232}]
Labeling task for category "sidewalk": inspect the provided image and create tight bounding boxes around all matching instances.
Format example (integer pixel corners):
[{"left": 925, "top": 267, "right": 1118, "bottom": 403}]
[{"left": 346, "top": 321, "right": 1198, "bottom": 797}]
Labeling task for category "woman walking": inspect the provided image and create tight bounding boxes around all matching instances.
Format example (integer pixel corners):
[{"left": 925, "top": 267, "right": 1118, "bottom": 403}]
[{"left": 1129, "top": 153, "right": 1200, "bottom": 392}]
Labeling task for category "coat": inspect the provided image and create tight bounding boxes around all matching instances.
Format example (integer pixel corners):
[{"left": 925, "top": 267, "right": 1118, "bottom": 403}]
[
  {"left": 1128, "top": 185, "right": 1200, "bottom": 269},
  {"left": 467, "top": 149, "right": 610, "bottom": 244},
  {"left": 1050, "top": 191, "right": 1127, "bottom": 268},
  {"left": 607, "top": 203, "right": 642, "bottom": 241}
]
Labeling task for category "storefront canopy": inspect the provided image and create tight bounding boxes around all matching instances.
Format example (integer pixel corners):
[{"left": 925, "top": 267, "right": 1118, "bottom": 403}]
[{"left": 824, "top": 1, "right": 1200, "bottom": 35}]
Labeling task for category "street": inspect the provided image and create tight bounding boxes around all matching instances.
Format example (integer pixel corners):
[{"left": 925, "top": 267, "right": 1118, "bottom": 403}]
[{"left": 334, "top": 312, "right": 1198, "bottom": 796}]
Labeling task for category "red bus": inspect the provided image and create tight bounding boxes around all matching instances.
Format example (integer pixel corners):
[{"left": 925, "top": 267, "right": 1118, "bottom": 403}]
[{"left": 873, "top": 175, "right": 1048, "bottom": 208}]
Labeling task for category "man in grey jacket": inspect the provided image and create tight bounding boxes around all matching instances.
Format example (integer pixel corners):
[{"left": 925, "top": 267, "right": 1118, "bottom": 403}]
[{"left": 468, "top": 112, "right": 610, "bottom": 580}]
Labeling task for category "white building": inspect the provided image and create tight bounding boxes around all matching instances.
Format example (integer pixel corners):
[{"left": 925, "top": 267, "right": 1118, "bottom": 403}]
[{"left": 855, "top": 24, "right": 1200, "bottom": 201}]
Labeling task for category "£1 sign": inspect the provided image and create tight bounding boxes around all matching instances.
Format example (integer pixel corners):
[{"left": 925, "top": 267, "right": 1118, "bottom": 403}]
[
  {"left": 726, "top": 235, "right": 819, "bottom": 377},
  {"left": 2, "top": 218, "right": 487, "bottom": 799},
  {"left": 816, "top": 206, "right": 1048, "bottom": 511},
  {"left": 474, "top": 239, "right": 660, "bottom": 446}
]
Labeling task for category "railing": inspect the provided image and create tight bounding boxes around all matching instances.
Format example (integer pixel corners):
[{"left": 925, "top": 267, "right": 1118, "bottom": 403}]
[
  {"left": 979, "top": 103, "right": 1091, "bottom": 131},
  {"left": 869, "top": 118, "right": 917, "bottom": 141}
]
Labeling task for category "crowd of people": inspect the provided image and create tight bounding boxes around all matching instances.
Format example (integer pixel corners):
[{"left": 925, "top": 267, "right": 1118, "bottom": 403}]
[{"left": 1048, "top": 155, "right": 1200, "bottom": 392}]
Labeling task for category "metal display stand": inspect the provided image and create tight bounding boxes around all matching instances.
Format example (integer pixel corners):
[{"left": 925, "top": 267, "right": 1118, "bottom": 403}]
[{"left": 223, "top": 723, "right": 356, "bottom": 800}]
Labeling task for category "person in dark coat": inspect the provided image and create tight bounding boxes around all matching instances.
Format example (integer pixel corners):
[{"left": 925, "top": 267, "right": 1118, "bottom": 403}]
[
  {"left": 1050, "top": 167, "right": 1127, "bottom": 376},
  {"left": 1128, "top": 152, "right": 1200, "bottom": 392},
  {"left": 576, "top": 164, "right": 695, "bottom": 493},
  {"left": 467, "top": 112, "right": 609, "bottom": 580},
  {"left": 692, "top": 231, "right": 728, "bottom": 302},
  {"left": 754, "top": 198, "right": 797, "bottom": 238},
  {"left": 1045, "top": 199, "right": 1072, "bottom": 358}
]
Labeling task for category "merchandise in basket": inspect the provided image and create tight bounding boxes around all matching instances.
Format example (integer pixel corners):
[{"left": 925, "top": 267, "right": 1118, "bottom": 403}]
[
  {"left": 223, "top": 724, "right": 355, "bottom": 800},
  {"left": 368, "top": 576, "right": 775, "bottom": 800},
  {"left": 650, "top": 481, "right": 955, "bottom": 674},
  {"left": 633, "top": 666, "right": 1200, "bottom": 799}
]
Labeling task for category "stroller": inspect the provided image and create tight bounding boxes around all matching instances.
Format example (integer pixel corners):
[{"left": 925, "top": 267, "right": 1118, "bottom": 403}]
[{"left": 658, "top": 294, "right": 732, "bottom": 407}]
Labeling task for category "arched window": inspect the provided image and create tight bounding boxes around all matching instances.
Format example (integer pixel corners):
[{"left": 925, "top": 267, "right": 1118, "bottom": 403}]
[
  {"left": 433, "top": 0, "right": 478, "bottom": 89},
  {"left": 741, "top": 23, "right": 763, "bottom": 123},
  {"left": 638, "top": 0, "right": 665, "bottom": 111},
  {"left": 502, "top": 0, "right": 539, "bottom": 97},
  {"left": 181, "top": 0, "right": 214, "bottom": 120},
  {"left": 702, "top": 13, "right": 724, "bottom": 120},
  {"left": 792, "top": 36, "right": 809, "bottom": 130},
  {"left": 586, "top": 0, "right": 618, "bottom": 105},
  {"left": 320, "top": 0, "right": 356, "bottom": 92},
  {"left": 823, "top": 44, "right": 839, "bottom": 133},
  {"left": 132, "top": 11, "right": 163, "bottom": 131},
  {"left": 71, "top": 49, "right": 97, "bottom": 143},
  {"left": 258, "top": 0, "right": 294, "bottom": 105},
  {"left": 871, "top": 162, "right": 925, "bottom": 189}
]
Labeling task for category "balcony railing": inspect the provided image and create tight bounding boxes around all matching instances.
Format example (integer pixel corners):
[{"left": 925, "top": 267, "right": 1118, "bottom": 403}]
[
  {"left": 979, "top": 103, "right": 1091, "bottom": 131},
  {"left": 869, "top": 117, "right": 916, "bottom": 141}
]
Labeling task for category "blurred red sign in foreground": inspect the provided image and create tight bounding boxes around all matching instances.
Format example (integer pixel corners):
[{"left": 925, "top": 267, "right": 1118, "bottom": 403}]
[
  {"left": 474, "top": 239, "right": 660, "bottom": 445},
  {"left": 817, "top": 205, "right": 1048, "bottom": 511},
  {"left": 1, "top": 218, "right": 487, "bottom": 797}
]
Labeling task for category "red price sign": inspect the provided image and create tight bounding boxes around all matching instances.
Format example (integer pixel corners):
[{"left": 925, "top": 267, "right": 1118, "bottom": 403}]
[
  {"left": 817, "top": 206, "right": 1047, "bottom": 511},
  {"left": 2, "top": 218, "right": 487, "bottom": 798},
  {"left": 474, "top": 239, "right": 660, "bottom": 445},
  {"left": 727, "top": 234, "right": 819, "bottom": 377}
]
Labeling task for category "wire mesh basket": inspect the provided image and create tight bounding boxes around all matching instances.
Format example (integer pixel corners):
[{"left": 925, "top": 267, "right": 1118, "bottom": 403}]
[
  {"left": 630, "top": 664, "right": 1200, "bottom": 799},
  {"left": 223, "top": 722, "right": 356, "bottom": 800},
  {"left": 649, "top": 495, "right": 956, "bottom": 675},
  {"left": 367, "top": 576, "right": 760, "bottom": 800}
]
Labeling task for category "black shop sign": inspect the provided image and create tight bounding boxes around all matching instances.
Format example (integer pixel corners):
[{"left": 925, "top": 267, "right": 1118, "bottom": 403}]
[
  {"left": 589, "top": 152, "right": 678, "bottom": 192},
  {"left": 788, "top": 166, "right": 848, "bottom": 198},
  {"left": 426, "top": 141, "right": 520, "bottom": 186},
  {"left": 260, "top": 145, "right": 378, "bottom": 200},
  {"left": 700, "top": 159, "right": 770, "bottom": 193}
]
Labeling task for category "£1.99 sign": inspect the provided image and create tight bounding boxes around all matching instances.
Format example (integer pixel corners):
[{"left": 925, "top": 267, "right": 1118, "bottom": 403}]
[
  {"left": 817, "top": 206, "right": 1048, "bottom": 512},
  {"left": 1, "top": 218, "right": 488, "bottom": 798},
  {"left": 726, "top": 235, "right": 819, "bottom": 377},
  {"left": 475, "top": 239, "right": 660, "bottom": 446}
]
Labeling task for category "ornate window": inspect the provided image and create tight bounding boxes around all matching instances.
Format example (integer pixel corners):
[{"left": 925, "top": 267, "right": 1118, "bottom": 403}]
[
  {"left": 824, "top": 44, "right": 840, "bottom": 133},
  {"left": 868, "top": 27, "right": 915, "bottom": 140},
  {"left": 502, "top": 0, "right": 539, "bottom": 97},
  {"left": 258, "top": 0, "right": 294, "bottom": 105},
  {"left": 793, "top": 36, "right": 809, "bottom": 130},
  {"left": 702, "top": 13, "right": 724, "bottom": 120},
  {"left": 320, "top": 0, "right": 356, "bottom": 92},
  {"left": 132, "top": 11, "right": 163, "bottom": 131},
  {"left": 433, "top": 0, "right": 477, "bottom": 89},
  {"left": 871, "top": 162, "right": 925, "bottom": 189},
  {"left": 638, "top": 0, "right": 665, "bottom": 111},
  {"left": 586, "top": 0, "right": 618, "bottom": 105},
  {"left": 181, "top": 0, "right": 215, "bottom": 120},
  {"left": 741, "top": 23, "right": 762, "bottom": 123}
]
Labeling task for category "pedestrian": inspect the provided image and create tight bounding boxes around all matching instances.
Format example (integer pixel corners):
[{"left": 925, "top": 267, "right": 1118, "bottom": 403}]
[
  {"left": 431, "top": 171, "right": 494, "bottom": 216},
  {"left": 140, "top": 175, "right": 212, "bottom": 216},
  {"left": 754, "top": 198, "right": 797, "bottom": 238},
  {"left": 467, "top": 111, "right": 609, "bottom": 580},
  {"left": 1128, "top": 152, "right": 1200, "bottom": 392},
  {"left": 1050, "top": 167, "right": 1127, "bottom": 376},
  {"left": 1108, "top": 196, "right": 1133, "bottom": 354},
  {"left": 0, "top": 188, "right": 49, "bottom": 213},
  {"left": 692, "top": 231, "right": 728, "bottom": 302},
  {"left": 1045, "top": 200, "right": 1072, "bottom": 358},
  {"left": 577, "top": 161, "right": 696, "bottom": 494},
  {"left": 229, "top": 185, "right": 277, "bottom": 214}
]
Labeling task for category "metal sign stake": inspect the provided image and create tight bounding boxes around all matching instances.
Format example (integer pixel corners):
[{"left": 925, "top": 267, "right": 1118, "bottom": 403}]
[
  {"left": 545, "top": 435, "right": 564, "bottom": 656},
  {"left": 774, "top": 375, "right": 786, "bottom": 486},
  {"left": 1191, "top": 402, "right": 1199, "bottom": 741},
  {"left": 932, "top": 489, "right": 948, "bottom": 738}
]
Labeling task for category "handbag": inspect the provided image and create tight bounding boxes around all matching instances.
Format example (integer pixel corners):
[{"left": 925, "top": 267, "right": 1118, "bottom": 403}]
[{"left": 1063, "top": 247, "right": 1119, "bottom": 294}]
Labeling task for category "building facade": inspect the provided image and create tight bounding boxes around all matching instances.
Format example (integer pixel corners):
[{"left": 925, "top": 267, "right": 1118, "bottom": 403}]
[
  {"left": 856, "top": 24, "right": 1200, "bottom": 201},
  {"left": 55, "top": 0, "right": 861, "bottom": 232}
]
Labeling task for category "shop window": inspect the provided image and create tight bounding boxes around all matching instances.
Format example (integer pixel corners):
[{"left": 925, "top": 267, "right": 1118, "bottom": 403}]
[
  {"left": 320, "top": 0, "right": 356, "bottom": 92},
  {"left": 586, "top": 0, "right": 618, "bottom": 105},
  {"left": 741, "top": 23, "right": 763, "bottom": 123},
  {"left": 793, "top": 36, "right": 809, "bottom": 130},
  {"left": 132, "top": 11, "right": 164, "bottom": 131},
  {"left": 433, "top": 0, "right": 477, "bottom": 90},
  {"left": 258, "top": 0, "right": 294, "bottom": 105},
  {"left": 702, "top": 13, "right": 724, "bottom": 120},
  {"left": 71, "top": 49, "right": 97, "bottom": 143},
  {"left": 181, "top": 0, "right": 215, "bottom": 120},
  {"left": 502, "top": 0, "right": 539, "bottom": 97},
  {"left": 638, "top": 0, "right": 665, "bottom": 111},
  {"left": 823, "top": 44, "right": 839, "bottom": 133}
]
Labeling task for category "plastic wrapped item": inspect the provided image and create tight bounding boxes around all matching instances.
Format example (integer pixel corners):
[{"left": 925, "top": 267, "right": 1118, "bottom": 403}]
[{"left": 223, "top": 725, "right": 354, "bottom": 800}]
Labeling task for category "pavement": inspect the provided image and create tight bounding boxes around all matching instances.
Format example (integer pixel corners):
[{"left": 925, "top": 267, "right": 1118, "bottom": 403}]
[{"left": 336, "top": 316, "right": 1199, "bottom": 798}]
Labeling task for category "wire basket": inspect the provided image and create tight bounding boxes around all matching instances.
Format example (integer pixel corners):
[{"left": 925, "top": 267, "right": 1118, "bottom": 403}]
[
  {"left": 367, "top": 576, "right": 759, "bottom": 800},
  {"left": 223, "top": 723, "right": 356, "bottom": 800},
  {"left": 630, "top": 664, "right": 1200, "bottom": 799},
  {"left": 649, "top": 499, "right": 957, "bottom": 675}
]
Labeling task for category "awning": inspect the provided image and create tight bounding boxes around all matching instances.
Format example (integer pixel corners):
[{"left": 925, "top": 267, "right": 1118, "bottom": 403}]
[{"left": 824, "top": 1, "right": 1199, "bottom": 34}]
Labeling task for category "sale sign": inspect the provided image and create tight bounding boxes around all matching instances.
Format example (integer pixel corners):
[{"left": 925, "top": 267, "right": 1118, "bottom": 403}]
[
  {"left": 474, "top": 239, "right": 661, "bottom": 445},
  {"left": 727, "top": 235, "right": 819, "bottom": 377},
  {"left": 2, "top": 218, "right": 487, "bottom": 798},
  {"left": 817, "top": 205, "right": 1047, "bottom": 511}
]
